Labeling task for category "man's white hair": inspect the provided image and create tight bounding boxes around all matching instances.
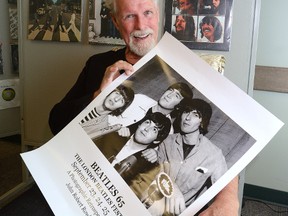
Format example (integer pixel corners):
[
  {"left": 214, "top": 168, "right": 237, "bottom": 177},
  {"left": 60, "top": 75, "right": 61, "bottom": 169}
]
[{"left": 104, "top": 0, "right": 158, "bottom": 14}]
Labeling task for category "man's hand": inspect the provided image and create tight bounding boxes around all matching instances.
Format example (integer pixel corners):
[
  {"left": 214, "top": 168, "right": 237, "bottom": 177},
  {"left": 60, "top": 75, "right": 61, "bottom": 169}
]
[
  {"left": 165, "top": 183, "right": 186, "bottom": 215},
  {"left": 198, "top": 176, "right": 239, "bottom": 216},
  {"left": 141, "top": 148, "right": 158, "bottom": 163},
  {"left": 117, "top": 127, "right": 131, "bottom": 137},
  {"left": 93, "top": 60, "right": 134, "bottom": 98}
]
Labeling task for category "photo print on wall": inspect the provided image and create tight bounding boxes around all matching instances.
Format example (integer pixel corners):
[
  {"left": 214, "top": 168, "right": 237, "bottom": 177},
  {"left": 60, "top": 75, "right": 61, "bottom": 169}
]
[
  {"left": 28, "top": 0, "right": 82, "bottom": 42},
  {"left": 165, "top": 0, "right": 233, "bottom": 51},
  {"left": 88, "top": 0, "right": 125, "bottom": 45}
]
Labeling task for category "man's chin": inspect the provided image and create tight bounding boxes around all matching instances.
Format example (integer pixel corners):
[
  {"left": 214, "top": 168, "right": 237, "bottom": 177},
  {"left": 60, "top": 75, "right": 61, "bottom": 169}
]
[
  {"left": 130, "top": 47, "right": 151, "bottom": 57},
  {"left": 129, "top": 39, "right": 155, "bottom": 56}
]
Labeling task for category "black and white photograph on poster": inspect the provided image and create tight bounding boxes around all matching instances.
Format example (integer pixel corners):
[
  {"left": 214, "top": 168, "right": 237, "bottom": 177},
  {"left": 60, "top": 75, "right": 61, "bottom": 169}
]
[
  {"left": 79, "top": 55, "right": 256, "bottom": 215},
  {"left": 28, "top": 0, "right": 82, "bottom": 42},
  {"left": 164, "top": 0, "right": 233, "bottom": 51},
  {"left": 20, "top": 33, "right": 283, "bottom": 216},
  {"left": 0, "top": 42, "right": 3, "bottom": 75},
  {"left": 88, "top": 0, "right": 125, "bottom": 45}
]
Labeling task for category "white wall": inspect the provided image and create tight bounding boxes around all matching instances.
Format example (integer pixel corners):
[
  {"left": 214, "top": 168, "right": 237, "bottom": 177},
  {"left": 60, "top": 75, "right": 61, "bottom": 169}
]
[{"left": 245, "top": 0, "right": 288, "bottom": 193}]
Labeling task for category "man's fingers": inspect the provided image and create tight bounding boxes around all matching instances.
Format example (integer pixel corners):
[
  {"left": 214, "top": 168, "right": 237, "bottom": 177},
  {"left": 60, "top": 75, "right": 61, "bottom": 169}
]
[
  {"left": 141, "top": 149, "right": 157, "bottom": 163},
  {"left": 100, "top": 60, "right": 133, "bottom": 91},
  {"left": 112, "top": 60, "right": 134, "bottom": 75}
]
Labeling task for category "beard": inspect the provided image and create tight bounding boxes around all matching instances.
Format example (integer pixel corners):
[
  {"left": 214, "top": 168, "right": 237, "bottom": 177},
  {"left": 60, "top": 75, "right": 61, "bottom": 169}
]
[{"left": 128, "top": 29, "right": 156, "bottom": 57}]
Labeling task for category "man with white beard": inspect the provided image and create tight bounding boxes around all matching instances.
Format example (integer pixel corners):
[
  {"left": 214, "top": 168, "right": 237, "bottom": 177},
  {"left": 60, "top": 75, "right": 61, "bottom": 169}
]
[{"left": 49, "top": 0, "right": 239, "bottom": 215}]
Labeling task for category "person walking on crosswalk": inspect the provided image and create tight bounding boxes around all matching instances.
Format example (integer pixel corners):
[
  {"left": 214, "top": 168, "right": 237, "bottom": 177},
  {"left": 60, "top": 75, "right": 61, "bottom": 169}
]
[{"left": 66, "top": 10, "right": 76, "bottom": 34}]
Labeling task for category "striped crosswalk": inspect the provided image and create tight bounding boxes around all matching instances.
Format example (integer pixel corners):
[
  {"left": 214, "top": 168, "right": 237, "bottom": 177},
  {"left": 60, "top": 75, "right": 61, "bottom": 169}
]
[{"left": 28, "top": 24, "right": 81, "bottom": 42}]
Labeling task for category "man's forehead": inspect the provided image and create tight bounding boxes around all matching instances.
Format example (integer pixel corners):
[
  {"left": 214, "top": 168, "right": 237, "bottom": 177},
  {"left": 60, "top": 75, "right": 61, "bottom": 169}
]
[
  {"left": 142, "top": 119, "right": 157, "bottom": 126},
  {"left": 184, "top": 109, "right": 201, "bottom": 115},
  {"left": 167, "top": 88, "right": 182, "bottom": 95}
]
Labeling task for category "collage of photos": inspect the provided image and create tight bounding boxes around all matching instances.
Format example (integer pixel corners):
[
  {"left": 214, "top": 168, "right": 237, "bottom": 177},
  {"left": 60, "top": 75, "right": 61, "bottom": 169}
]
[
  {"left": 165, "top": 0, "right": 233, "bottom": 51},
  {"left": 26, "top": 0, "right": 233, "bottom": 51},
  {"left": 79, "top": 55, "right": 255, "bottom": 215},
  {"left": 28, "top": 0, "right": 82, "bottom": 42}
]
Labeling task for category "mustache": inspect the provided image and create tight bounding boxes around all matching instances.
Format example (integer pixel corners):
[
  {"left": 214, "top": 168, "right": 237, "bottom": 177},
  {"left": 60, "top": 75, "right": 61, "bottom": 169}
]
[
  {"left": 130, "top": 29, "right": 154, "bottom": 37},
  {"left": 203, "top": 27, "right": 212, "bottom": 31}
]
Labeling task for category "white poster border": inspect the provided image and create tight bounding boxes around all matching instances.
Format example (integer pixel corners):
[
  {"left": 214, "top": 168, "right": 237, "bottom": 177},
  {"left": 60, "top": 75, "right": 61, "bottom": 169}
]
[{"left": 22, "top": 33, "right": 284, "bottom": 216}]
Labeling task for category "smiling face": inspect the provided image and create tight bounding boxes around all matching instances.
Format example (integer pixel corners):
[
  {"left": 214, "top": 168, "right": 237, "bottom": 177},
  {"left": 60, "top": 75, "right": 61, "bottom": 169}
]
[
  {"left": 180, "top": 110, "right": 202, "bottom": 134},
  {"left": 104, "top": 90, "right": 125, "bottom": 111},
  {"left": 158, "top": 88, "right": 184, "bottom": 110},
  {"left": 134, "top": 119, "right": 159, "bottom": 144},
  {"left": 112, "top": 0, "right": 159, "bottom": 57},
  {"left": 201, "top": 22, "right": 215, "bottom": 41}
]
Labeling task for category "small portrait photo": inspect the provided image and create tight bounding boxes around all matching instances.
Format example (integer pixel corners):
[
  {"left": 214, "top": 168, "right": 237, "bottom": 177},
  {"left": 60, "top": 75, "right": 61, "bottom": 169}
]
[
  {"left": 197, "top": 15, "right": 225, "bottom": 43},
  {"left": 172, "top": 0, "right": 199, "bottom": 16},
  {"left": 88, "top": 22, "right": 97, "bottom": 42},
  {"left": 171, "top": 14, "right": 197, "bottom": 42},
  {"left": 198, "top": 0, "right": 226, "bottom": 15}
]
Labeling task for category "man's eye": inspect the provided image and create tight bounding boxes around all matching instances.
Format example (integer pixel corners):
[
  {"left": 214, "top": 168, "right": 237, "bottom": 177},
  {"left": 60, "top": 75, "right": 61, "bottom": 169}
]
[
  {"left": 145, "top": 120, "right": 150, "bottom": 124},
  {"left": 144, "top": 10, "right": 153, "bottom": 16},
  {"left": 125, "top": 14, "right": 135, "bottom": 20},
  {"left": 153, "top": 127, "right": 158, "bottom": 133},
  {"left": 192, "top": 111, "right": 200, "bottom": 117}
]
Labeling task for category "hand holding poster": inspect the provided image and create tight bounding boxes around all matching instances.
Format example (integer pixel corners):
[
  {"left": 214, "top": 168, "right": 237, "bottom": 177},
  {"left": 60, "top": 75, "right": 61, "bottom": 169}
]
[{"left": 21, "top": 33, "right": 283, "bottom": 216}]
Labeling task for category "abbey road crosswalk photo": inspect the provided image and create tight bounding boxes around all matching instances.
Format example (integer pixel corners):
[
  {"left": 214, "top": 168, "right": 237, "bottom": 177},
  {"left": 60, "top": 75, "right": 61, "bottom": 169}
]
[{"left": 28, "top": 0, "right": 81, "bottom": 42}]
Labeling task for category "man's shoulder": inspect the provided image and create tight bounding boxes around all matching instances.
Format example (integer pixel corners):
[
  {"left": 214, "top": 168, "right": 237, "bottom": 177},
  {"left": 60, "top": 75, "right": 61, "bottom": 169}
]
[
  {"left": 89, "top": 47, "right": 126, "bottom": 60},
  {"left": 162, "top": 133, "right": 180, "bottom": 144},
  {"left": 201, "top": 136, "right": 223, "bottom": 155}
]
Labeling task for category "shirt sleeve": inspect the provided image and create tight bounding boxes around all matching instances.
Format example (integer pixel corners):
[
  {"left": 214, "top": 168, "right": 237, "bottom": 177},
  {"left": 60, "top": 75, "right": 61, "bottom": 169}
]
[{"left": 48, "top": 48, "right": 127, "bottom": 135}]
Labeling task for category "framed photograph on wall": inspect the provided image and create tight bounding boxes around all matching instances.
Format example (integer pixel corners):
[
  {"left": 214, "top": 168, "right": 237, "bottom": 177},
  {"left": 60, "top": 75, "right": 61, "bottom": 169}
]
[
  {"left": 27, "top": 0, "right": 82, "bottom": 42},
  {"left": 164, "top": 0, "right": 233, "bottom": 51},
  {"left": 88, "top": 0, "right": 125, "bottom": 45}
]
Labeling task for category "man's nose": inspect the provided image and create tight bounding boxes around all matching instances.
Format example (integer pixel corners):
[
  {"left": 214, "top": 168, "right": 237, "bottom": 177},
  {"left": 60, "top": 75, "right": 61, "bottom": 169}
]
[
  {"left": 167, "top": 91, "right": 175, "bottom": 98},
  {"left": 114, "top": 96, "right": 121, "bottom": 102},
  {"left": 135, "top": 15, "right": 146, "bottom": 29},
  {"left": 144, "top": 124, "right": 153, "bottom": 132},
  {"left": 185, "top": 113, "right": 192, "bottom": 120}
]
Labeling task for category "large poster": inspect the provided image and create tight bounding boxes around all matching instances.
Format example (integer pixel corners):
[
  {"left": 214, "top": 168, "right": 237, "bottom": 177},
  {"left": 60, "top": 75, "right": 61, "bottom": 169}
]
[{"left": 21, "top": 33, "right": 283, "bottom": 216}]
